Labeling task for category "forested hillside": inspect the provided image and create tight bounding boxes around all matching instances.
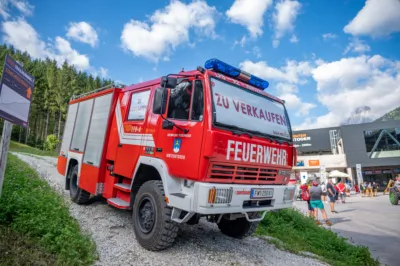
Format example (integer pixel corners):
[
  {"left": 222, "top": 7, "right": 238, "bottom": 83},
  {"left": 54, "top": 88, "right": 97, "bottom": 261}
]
[
  {"left": 0, "top": 44, "right": 113, "bottom": 149},
  {"left": 375, "top": 106, "right": 400, "bottom": 122}
]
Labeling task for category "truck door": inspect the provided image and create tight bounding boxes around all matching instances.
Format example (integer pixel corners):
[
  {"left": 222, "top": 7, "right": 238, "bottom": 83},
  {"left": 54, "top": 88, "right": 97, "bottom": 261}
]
[
  {"left": 156, "top": 79, "right": 205, "bottom": 179},
  {"left": 113, "top": 89, "right": 152, "bottom": 178}
]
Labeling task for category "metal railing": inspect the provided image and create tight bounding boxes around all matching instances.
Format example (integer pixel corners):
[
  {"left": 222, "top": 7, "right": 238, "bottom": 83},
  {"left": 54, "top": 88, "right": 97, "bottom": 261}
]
[{"left": 70, "top": 83, "right": 125, "bottom": 101}]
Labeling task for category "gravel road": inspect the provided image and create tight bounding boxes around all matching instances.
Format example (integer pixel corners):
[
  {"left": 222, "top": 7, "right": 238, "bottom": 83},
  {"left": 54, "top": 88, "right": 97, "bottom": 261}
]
[{"left": 14, "top": 153, "right": 326, "bottom": 266}]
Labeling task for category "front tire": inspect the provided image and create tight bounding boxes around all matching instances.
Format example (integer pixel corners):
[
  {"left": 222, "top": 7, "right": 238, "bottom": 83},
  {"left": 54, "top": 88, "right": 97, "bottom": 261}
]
[
  {"left": 133, "top": 180, "right": 178, "bottom": 251},
  {"left": 69, "top": 165, "right": 91, "bottom": 204},
  {"left": 217, "top": 213, "right": 259, "bottom": 239}
]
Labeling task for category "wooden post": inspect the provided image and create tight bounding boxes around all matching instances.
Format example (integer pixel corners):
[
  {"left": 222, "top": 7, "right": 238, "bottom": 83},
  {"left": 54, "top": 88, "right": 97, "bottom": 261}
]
[{"left": 0, "top": 120, "right": 13, "bottom": 197}]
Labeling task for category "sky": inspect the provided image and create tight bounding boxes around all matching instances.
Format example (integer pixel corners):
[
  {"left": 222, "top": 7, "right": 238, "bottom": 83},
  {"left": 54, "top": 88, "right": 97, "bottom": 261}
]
[{"left": 1, "top": 0, "right": 399, "bottom": 130}]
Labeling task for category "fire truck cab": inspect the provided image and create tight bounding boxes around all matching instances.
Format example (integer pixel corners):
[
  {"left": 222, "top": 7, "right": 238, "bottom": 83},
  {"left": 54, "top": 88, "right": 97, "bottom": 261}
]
[{"left": 57, "top": 58, "right": 296, "bottom": 251}]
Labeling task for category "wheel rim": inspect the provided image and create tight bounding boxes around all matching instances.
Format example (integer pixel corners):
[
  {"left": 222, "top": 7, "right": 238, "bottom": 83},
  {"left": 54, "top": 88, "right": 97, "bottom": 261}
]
[{"left": 137, "top": 196, "right": 156, "bottom": 234}]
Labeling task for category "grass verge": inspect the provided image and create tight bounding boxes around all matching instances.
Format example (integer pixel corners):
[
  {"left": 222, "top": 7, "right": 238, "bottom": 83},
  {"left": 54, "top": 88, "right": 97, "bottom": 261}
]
[
  {"left": 0, "top": 224, "right": 58, "bottom": 265},
  {"left": 9, "top": 141, "right": 58, "bottom": 157},
  {"left": 256, "top": 208, "right": 379, "bottom": 266},
  {"left": 0, "top": 154, "right": 97, "bottom": 266}
]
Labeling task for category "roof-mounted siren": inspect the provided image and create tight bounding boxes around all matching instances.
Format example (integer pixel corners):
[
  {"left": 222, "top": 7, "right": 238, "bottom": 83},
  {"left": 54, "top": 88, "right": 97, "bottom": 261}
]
[{"left": 204, "top": 58, "right": 269, "bottom": 90}]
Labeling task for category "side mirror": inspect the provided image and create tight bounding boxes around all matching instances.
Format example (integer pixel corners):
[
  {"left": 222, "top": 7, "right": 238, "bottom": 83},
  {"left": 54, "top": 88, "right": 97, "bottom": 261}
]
[
  {"left": 161, "top": 76, "right": 178, "bottom": 88},
  {"left": 153, "top": 87, "right": 168, "bottom": 114},
  {"left": 162, "top": 120, "right": 174, "bottom": 130}
]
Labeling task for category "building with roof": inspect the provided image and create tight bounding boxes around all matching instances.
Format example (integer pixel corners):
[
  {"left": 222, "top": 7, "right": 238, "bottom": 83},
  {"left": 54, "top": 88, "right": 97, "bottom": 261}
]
[{"left": 292, "top": 120, "right": 400, "bottom": 189}]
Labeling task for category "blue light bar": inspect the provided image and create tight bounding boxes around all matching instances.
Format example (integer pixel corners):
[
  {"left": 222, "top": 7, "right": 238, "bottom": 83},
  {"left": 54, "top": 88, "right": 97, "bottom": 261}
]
[{"left": 204, "top": 58, "right": 269, "bottom": 90}]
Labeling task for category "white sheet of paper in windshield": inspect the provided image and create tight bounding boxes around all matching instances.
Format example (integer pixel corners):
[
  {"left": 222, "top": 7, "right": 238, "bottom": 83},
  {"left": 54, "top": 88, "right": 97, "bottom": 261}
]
[{"left": 250, "top": 188, "right": 274, "bottom": 199}]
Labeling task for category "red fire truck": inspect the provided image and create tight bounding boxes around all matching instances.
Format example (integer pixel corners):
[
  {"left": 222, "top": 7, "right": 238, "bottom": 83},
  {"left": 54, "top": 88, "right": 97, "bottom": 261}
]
[{"left": 57, "top": 58, "right": 296, "bottom": 251}]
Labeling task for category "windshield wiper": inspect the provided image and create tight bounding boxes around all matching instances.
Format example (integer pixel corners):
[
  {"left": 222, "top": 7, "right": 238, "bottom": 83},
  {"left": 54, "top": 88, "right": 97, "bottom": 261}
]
[
  {"left": 225, "top": 125, "right": 254, "bottom": 138},
  {"left": 242, "top": 128, "right": 292, "bottom": 145}
]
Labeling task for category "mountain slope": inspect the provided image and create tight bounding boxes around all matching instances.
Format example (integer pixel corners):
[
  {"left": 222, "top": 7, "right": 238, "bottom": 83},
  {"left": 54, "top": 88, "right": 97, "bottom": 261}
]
[{"left": 375, "top": 106, "right": 400, "bottom": 122}]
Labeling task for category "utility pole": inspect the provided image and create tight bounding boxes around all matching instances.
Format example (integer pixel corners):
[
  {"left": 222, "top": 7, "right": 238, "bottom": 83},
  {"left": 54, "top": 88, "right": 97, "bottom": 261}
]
[{"left": 0, "top": 120, "right": 13, "bottom": 197}]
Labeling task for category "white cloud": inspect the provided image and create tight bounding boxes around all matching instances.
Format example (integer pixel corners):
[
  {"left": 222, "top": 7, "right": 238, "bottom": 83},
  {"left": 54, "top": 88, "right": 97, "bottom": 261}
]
[
  {"left": 280, "top": 93, "right": 316, "bottom": 116},
  {"left": 344, "top": 38, "right": 371, "bottom": 55},
  {"left": 226, "top": 0, "right": 273, "bottom": 38},
  {"left": 297, "top": 54, "right": 400, "bottom": 129},
  {"left": 252, "top": 46, "right": 261, "bottom": 58},
  {"left": 322, "top": 33, "right": 336, "bottom": 40},
  {"left": 240, "top": 59, "right": 316, "bottom": 117},
  {"left": 121, "top": 0, "right": 218, "bottom": 62},
  {"left": 276, "top": 82, "right": 298, "bottom": 94},
  {"left": 2, "top": 18, "right": 47, "bottom": 58},
  {"left": 272, "top": 0, "right": 301, "bottom": 47},
  {"left": 1, "top": 19, "right": 90, "bottom": 70},
  {"left": 272, "top": 39, "right": 280, "bottom": 48},
  {"left": 99, "top": 67, "right": 108, "bottom": 77},
  {"left": 239, "top": 59, "right": 313, "bottom": 84},
  {"left": 344, "top": 0, "right": 400, "bottom": 37},
  {"left": 67, "top": 21, "right": 99, "bottom": 47},
  {"left": 0, "top": 0, "right": 34, "bottom": 19},
  {"left": 233, "top": 35, "right": 247, "bottom": 48},
  {"left": 290, "top": 34, "right": 298, "bottom": 43}
]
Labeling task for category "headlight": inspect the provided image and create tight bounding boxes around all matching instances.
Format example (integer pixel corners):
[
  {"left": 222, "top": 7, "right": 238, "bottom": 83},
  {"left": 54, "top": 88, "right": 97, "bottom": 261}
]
[
  {"left": 283, "top": 187, "right": 295, "bottom": 202},
  {"left": 208, "top": 187, "right": 233, "bottom": 205}
]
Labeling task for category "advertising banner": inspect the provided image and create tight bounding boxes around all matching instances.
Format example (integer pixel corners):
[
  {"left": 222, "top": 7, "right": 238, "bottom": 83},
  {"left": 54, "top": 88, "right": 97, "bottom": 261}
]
[
  {"left": 211, "top": 77, "right": 290, "bottom": 140},
  {"left": 300, "top": 171, "right": 308, "bottom": 184},
  {"left": 292, "top": 127, "right": 339, "bottom": 152},
  {"left": 320, "top": 165, "right": 327, "bottom": 184},
  {"left": 356, "top": 164, "right": 363, "bottom": 184},
  {"left": 309, "top": 159, "right": 320, "bottom": 166},
  {"left": 0, "top": 54, "right": 35, "bottom": 127}
]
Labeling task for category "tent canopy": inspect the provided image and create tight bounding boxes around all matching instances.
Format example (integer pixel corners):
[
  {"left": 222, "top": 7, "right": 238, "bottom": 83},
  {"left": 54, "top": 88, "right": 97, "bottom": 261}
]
[{"left": 328, "top": 170, "right": 350, "bottom": 179}]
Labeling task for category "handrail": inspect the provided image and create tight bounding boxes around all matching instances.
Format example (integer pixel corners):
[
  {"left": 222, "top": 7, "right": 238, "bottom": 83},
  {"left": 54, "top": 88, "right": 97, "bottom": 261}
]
[{"left": 70, "top": 83, "right": 125, "bottom": 101}]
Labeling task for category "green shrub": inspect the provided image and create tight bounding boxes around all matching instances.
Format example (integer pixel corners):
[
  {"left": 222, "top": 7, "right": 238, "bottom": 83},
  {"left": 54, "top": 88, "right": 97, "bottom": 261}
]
[
  {"left": 256, "top": 208, "right": 378, "bottom": 266},
  {"left": 0, "top": 154, "right": 97, "bottom": 265},
  {"left": 43, "top": 134, "right": 60, "bottom": 151}
]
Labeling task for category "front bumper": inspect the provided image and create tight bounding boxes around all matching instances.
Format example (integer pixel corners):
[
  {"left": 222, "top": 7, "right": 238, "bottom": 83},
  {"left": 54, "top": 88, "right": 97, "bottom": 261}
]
[{"left": 168, "top": 182, "right": 296, "bottom": 216}]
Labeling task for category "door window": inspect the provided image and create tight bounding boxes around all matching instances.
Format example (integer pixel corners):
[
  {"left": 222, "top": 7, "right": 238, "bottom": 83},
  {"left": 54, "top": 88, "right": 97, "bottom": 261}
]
[
  {"left": 128, "top": 90, "right": 151, "bottom": 121},
  {"left": 167, "top": 80, "right": 204, "bottom": 121}
]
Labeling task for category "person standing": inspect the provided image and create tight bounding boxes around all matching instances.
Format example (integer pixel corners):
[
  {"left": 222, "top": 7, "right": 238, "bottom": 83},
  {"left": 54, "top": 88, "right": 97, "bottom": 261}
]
[
  {"left": 300, "top": 182, "right": 314, "bottom": 217},
  {"left": 363, "top": 181, "right": 368, "bottom": 197},
  {"left": 321, "top": 182, "right": 327, "bottom": 203},
  {"left": 337, "top": 181, "right": 346, "bottom": 203},
  {"left": 373, "top": 182, "right": 379, "bottom": 196},
  {"left": 395, "top": 175, "right": 400, "bottom": 189},
  {"left": 327, "top": 179, "right": 337, "bottom": 213},
  {"left": 309, "top": 181, "right": 333, "bottom": 226},
  {"left": 367, "top": 182, "right": 373, "bottom": 197}
]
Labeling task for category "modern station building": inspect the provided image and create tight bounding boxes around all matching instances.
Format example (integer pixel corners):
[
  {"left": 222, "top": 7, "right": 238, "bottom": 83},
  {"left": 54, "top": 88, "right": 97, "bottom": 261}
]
[{"left": 292, "top": 120, "right": 400, "bottom": 189}]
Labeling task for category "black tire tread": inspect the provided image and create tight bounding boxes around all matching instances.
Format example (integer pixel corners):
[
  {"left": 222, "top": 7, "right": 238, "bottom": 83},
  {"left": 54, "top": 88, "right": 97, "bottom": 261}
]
[
  {"left": 217, "top": 212, "right": 260, "bottom": 239},
  {"left": 69, "top": 165, "right": 91, "bottom": 204},
  {"left": 389, "top": 189, "right": 399, "bottom": 205},
  {"left": 133, "top": 180, "right": 178, "bottom": 251}
]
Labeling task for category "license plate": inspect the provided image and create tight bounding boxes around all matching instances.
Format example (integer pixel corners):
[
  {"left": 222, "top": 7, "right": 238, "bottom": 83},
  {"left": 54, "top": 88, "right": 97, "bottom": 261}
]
[{"left": 250, "top": 188, "right": 274, "bottom": 199}]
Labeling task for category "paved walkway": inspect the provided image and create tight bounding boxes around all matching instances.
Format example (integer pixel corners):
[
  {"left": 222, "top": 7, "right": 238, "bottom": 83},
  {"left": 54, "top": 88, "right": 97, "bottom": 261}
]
[{"left": 293, "top": 194, "right": 400, "bottom": 266}]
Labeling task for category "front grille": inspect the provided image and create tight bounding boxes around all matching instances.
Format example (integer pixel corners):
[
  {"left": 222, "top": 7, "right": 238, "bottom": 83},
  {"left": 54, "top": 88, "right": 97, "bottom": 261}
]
[{"left": 207, "top": 162, "right": 278, "bottom": 184}]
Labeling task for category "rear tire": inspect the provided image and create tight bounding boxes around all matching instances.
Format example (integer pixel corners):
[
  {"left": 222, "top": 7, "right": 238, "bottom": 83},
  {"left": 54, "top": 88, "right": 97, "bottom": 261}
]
[
  {"left": 69, "top": 165, "right": 90, "bottom": 204},
  {"left": 133, "top": 180, "right": 178, "bottom": 251},
  {"left": 389, "top": 189, "right": 399, "bottom": 205},
  {"left": 217, "top": 213, "right": 259, "bottom": 239}
]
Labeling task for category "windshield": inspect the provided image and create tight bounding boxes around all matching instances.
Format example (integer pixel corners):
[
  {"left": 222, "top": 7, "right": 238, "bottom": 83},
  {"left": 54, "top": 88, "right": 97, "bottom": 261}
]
[{"left": 210, "top": 77, "right": 291, "bottom": 140}]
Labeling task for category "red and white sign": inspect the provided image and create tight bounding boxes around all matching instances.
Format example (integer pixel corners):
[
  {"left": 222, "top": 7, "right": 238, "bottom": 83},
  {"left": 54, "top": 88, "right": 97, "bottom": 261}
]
[
  {"left": 211, "top": 78, "right": 290, "bottom": 139},
  {"left": 227, "top": 140, "right": 288, "bottom": 166}
]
